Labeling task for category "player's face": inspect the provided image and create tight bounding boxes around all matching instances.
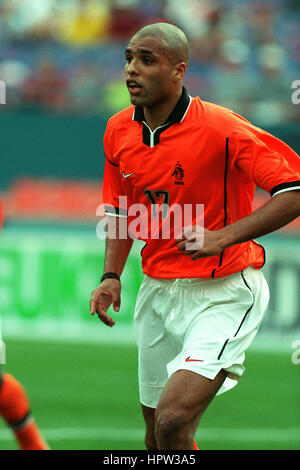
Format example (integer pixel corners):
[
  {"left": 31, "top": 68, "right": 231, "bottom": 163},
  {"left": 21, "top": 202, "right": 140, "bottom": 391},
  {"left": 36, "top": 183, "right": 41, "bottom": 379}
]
[{"left": 125, "top": 35, "right": 175, "bottom": 108}]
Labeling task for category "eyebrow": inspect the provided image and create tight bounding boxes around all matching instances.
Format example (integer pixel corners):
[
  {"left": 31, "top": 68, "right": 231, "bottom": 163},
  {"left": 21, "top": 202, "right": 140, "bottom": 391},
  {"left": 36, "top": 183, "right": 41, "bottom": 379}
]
[{"left": 125, "top": 48, "right": 158, "bottom": 57}]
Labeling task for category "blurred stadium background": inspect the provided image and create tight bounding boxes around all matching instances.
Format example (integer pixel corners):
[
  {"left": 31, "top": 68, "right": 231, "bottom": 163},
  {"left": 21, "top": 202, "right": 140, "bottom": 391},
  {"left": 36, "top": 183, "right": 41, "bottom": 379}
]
[{"left": 0, "top": 0, "right": 299, "bottom": 450}]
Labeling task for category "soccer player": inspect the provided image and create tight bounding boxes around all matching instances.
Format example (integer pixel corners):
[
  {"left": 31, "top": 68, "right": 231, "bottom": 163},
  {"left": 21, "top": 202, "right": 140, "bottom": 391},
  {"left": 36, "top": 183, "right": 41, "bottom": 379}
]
[
  {"left": 89, "top": 23, "right": 300, "bottom": 450},
  {"left": 0, "top": 197, "right": 49, "bottom": 450}
]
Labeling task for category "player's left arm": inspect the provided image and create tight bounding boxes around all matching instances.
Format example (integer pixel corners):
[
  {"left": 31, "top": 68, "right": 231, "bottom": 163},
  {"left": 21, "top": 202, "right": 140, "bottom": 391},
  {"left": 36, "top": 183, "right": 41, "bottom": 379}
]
[
  {"left": 178, "top": 131, "right": 300, "bottom": 259},
  {"left": 177, "top": 190, "right": 300, "bottom": 259}
]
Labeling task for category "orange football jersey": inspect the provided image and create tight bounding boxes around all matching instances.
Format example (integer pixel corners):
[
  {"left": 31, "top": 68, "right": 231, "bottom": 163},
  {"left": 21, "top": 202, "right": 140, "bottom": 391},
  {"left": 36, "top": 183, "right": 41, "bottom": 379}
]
[{"left": 102, "top": 87, "right": 300, "bottom": 278}]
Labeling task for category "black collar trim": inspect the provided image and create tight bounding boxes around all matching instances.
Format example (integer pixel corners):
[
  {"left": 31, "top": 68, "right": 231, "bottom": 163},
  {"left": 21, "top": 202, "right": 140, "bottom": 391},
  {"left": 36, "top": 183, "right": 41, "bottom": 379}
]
[{"left": 133, "top": 86, "right": 191, "bottom": 124}]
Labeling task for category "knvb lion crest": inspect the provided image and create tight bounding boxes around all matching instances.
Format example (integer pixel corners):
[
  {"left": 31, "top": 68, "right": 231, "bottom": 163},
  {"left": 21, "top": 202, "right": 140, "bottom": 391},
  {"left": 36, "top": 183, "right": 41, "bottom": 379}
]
[{"left": 171, "top": 162, "right": 184, "bottom": 185}]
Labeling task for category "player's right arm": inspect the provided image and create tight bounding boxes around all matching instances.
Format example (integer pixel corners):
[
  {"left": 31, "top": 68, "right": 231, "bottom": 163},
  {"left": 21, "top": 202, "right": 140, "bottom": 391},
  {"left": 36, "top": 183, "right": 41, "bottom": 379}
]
[
  {"left": 90, "top": 121, "right": 132, "bottom": 327},
  {"left": 89, "top": 220, "right": 133, "bottom": 327}
]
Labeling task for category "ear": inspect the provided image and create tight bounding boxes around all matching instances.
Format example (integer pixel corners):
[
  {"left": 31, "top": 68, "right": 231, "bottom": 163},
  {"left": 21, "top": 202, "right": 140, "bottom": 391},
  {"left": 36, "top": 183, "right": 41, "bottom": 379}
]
[{"left": 172, "top": 62, "right": 187, "bottom": 82}]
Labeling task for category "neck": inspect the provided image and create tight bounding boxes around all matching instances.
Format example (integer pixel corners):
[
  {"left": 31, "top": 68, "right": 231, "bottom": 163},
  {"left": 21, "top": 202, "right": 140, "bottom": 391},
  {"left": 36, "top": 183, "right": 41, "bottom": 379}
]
[{"left": 143, "top": 87, "right": 182, "bottom": 131}]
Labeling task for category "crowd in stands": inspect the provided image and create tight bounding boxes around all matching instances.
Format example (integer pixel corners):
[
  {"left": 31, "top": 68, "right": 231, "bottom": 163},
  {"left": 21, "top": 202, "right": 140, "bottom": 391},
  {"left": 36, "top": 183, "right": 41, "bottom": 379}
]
[{"left": 0, "top": 0, "right": 299, "bottom": 125}]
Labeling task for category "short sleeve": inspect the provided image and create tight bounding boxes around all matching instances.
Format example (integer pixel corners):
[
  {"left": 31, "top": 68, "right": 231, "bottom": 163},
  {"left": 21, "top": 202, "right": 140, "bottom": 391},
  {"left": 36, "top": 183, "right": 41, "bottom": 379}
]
[
  {"left": 229, "top": 132, "right": 300, "bottom": 196},
  {"left": 102, "top": 123, "right": 128, "bottom": 217}
]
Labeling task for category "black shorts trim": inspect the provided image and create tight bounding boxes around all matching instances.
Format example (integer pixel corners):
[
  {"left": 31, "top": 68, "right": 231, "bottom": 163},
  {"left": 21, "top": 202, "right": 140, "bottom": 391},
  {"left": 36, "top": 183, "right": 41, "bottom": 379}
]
[{"left": 217, "top": 270, "right": 255, "bottom": 360}]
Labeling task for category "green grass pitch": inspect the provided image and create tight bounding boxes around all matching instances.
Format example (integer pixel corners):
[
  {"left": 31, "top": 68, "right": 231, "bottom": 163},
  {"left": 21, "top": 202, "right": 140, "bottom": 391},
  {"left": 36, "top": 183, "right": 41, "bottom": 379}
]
[{"left": 0, "top": 338, "right": 299, "bottom": 450}]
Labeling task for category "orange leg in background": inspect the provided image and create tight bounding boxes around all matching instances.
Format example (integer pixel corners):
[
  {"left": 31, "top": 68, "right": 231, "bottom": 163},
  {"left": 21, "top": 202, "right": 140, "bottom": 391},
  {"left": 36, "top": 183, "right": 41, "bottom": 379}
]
[{"left": 0, "top": 373, "right": 49, "bottom": 450}]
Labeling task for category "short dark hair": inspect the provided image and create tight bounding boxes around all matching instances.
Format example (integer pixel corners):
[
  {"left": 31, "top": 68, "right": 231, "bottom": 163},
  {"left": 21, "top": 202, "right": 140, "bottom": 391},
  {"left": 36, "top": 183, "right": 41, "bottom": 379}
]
[{"left": 133, "top": 22, "right": 190, "bottom": 67}]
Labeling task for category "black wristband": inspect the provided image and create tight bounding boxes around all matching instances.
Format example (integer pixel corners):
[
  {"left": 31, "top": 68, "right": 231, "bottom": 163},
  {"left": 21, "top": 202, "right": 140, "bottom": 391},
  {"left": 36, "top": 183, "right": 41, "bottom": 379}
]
[{"left": 100, "top": 272, "right": 120, "bottom": 283}]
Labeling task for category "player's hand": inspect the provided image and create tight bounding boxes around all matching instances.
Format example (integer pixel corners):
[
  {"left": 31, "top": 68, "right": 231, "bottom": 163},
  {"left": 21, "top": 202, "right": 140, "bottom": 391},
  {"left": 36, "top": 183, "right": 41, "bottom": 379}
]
[
  {"left": 176, "top": 226, "right": 228, "bottom": 260},
  {"left": 89, "top": 279, "right": 121, "bottom": 327}
]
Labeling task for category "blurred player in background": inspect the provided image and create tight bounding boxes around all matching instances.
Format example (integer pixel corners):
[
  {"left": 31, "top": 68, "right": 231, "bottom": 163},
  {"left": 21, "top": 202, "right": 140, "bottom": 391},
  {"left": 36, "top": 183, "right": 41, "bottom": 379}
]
[
  {"left": 0, "top": 197, "right": 48, "bottom": 450},
  {"left": 90, "top": 23, "right": 300, "bottom": 450}
]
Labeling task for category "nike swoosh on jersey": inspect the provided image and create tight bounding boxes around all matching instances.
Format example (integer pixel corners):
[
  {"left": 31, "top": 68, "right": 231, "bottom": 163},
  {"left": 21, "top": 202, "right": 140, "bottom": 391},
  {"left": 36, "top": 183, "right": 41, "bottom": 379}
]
[
  {"left": 185, "top": 356, "right": 203, "bottom": 362},
  {"left": 122, "top": 171, "right": 135, "bottom": 179}
]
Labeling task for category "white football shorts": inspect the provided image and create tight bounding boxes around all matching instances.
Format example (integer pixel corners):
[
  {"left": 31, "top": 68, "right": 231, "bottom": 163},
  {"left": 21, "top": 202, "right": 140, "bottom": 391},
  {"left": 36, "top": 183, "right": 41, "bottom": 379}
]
[{"left": 134, "top": 266, "right": 270, "bottom": 409}]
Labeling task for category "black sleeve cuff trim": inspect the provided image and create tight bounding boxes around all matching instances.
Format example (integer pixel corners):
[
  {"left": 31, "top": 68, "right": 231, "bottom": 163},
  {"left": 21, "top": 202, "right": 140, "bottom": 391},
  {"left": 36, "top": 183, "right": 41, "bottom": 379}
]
[
  {"left": 106, "top": 157, "right": 119, "bottom": 167},
  {"left": 271, "top": 180, "right": 300, "bottom": 197},
  {"left": 104, "top": 206, "right": 127, "bottom": 217}
]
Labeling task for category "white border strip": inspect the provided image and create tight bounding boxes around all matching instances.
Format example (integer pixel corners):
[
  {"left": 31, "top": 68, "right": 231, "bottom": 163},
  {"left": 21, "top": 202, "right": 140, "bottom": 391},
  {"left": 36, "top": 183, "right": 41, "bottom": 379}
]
[{"left": 0, "top": 426, "right": 299, "bottom": 443}]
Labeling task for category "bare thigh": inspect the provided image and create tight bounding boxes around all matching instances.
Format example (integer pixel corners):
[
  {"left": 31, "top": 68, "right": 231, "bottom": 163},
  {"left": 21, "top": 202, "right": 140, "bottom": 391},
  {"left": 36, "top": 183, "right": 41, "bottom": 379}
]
[
  {"left": 141, "top": 404, "right": 157, "bottom": 450},
  {"left": 156, "top": 369, "right": 227, "bottom": 449},
  {"left": 142, "top": 368, "right": 227, "bottom": 449},
  {"left": 156, "top": 368, "right": 227, "bottom": 429}
]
